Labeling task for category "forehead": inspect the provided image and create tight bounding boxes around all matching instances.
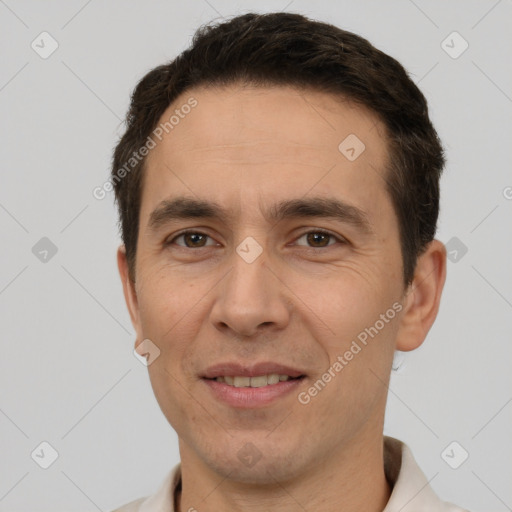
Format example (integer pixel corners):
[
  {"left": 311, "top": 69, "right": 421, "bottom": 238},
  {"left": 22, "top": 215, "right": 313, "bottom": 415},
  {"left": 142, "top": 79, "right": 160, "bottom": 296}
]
[{"left": 142, "top": 84, "right": 391, "bottom": 223}]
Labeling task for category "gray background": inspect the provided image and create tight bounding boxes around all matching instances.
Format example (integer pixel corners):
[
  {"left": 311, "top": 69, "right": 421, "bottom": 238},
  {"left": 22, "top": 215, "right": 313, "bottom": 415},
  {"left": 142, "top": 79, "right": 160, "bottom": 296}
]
[{"left": 1, "top": 0, "right": 511, "bottom": 510}]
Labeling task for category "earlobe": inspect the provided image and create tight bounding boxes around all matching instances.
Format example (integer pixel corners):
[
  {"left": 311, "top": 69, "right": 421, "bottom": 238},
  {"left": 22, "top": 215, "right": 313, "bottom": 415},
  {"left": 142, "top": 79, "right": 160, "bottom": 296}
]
[
  {"left": 395, "top": 240, "right": 447, "bottom": 352},
  {"left": 117, "top": 245, "right": 142, "bottom": 342}
]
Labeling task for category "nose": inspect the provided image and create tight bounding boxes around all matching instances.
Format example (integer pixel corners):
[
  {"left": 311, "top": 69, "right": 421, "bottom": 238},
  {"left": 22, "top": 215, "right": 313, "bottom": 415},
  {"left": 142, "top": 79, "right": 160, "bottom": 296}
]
[{"left": 209, "top": 251, "right": 292, "bottom": 340}]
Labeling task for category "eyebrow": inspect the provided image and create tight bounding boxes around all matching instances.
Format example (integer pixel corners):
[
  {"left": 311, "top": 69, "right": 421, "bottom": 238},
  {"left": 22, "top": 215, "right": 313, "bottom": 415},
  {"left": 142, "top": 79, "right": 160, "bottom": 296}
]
[{"left": 147, "top": 196, "right": 373, "bottom": 234}]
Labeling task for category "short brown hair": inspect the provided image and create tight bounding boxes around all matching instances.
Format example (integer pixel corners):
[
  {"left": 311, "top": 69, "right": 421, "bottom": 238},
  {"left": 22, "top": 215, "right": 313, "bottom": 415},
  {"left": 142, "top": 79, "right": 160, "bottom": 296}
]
[{"left": 112, "top": 12, "right": 445, "bottom": 285}]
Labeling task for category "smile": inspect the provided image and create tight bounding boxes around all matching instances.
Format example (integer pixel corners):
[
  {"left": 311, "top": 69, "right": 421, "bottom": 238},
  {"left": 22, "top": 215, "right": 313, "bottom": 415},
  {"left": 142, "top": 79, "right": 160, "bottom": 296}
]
[{"left": 212, "top": 374, "right": 301, "bottom": 387}]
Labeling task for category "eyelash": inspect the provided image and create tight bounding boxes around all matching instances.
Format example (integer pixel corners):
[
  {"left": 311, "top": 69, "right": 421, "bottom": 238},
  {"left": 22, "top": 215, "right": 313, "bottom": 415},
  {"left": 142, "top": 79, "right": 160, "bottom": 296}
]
[{"left": 165, "top": 229, "right": 346, "bottom": 249}]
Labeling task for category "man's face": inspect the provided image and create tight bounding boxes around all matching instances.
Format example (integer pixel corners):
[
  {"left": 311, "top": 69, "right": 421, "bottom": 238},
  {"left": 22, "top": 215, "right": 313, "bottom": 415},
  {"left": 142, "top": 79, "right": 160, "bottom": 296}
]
[{"left": 123, "top": 85, "right": 408, "bottom": 482}]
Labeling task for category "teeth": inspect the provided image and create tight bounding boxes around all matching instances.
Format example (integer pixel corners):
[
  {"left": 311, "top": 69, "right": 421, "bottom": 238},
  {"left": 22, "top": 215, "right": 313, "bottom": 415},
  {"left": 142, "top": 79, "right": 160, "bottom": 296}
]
[
  {"left": 215, "top": 374, "right": 292, "bottom": 387},
  {"left": 267, "top": 373, "right": 280, "bottom": 385},
  {"left": 233, "top": 376, "right": 250, "bottom": 387},
  {"left": 250, "top": 375, "right": 268, "bottom": 387}
]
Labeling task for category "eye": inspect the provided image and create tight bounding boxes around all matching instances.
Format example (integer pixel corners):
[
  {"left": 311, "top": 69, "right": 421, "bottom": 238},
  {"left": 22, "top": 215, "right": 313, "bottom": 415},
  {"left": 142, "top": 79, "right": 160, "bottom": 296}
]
[
  {"left": 294, "top": 229, "right": 345, "bottom": 248},
  {"left": 167, "top": 231, "right": 218, "bottom": 248}
]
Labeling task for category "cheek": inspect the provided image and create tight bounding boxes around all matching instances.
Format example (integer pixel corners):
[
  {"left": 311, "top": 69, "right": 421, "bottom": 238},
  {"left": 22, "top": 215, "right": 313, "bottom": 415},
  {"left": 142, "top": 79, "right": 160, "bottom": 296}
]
[
  {"left": 136, "top": 264, "right": 220, "bottom": 378},
  {"left": 312, "top": 302, "right": 399, "bottom": 413},
  {"left": 140, "top": 274, "right": 206, "bottom": 424},
  {"left": 299, "top": 267, "right": 402, "bottom": 395},
  {"left": 137, "top": 260, "right": 195, "bottom": 322},
  {"left": 306, "top": 272, "right": 389, "bottom": 339},
  {"left": 136, "top": 270, "right": 194, "bottom": 357}
]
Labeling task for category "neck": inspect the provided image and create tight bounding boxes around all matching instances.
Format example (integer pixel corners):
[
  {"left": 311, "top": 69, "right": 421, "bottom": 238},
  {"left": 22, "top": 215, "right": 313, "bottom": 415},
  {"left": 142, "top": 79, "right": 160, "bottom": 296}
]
[{"left": 177, "top": 432, "right": 391, "bottom": 512}]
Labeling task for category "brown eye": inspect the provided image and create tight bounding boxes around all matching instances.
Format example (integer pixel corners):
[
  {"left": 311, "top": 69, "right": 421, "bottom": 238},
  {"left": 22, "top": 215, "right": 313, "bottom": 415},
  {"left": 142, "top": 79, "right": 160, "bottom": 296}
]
[
  {"left": 183, "top": 233, "right": 207, "bottom": 247},
  {"left": 295, "top": 230, "right": 342, "bottom": 248},
  {"left": 306, "top": 232, "right": 331, "bottom": 247},
  {"left": 169, "top": 231, "right": 216, "bottom": 248}
]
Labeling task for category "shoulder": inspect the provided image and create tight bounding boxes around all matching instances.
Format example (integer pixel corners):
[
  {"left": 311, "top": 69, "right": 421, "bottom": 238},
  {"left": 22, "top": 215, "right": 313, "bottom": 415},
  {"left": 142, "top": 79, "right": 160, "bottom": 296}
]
[{"left": 383, "top": 437, "right": 471, "bottom": 512}]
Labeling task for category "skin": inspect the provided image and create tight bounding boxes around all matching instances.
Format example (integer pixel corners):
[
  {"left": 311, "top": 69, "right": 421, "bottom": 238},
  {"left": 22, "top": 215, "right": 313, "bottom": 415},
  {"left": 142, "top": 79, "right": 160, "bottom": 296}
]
[{"left": 118, "top": 84, "right": 446, "bottom": 512}]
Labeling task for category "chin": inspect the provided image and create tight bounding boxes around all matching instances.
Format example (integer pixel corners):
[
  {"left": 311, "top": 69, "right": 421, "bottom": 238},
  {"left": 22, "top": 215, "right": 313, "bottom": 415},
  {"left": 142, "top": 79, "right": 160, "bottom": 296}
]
[{"left": 199, "top": 440, "right": 309, "bottom": 485}]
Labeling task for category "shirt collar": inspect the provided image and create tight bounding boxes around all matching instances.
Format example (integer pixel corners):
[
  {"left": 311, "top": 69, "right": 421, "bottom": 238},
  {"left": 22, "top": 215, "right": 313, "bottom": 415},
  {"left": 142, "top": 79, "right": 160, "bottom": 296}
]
[{"left": 382, "top": 437, "right": 458, "bottom": 511}]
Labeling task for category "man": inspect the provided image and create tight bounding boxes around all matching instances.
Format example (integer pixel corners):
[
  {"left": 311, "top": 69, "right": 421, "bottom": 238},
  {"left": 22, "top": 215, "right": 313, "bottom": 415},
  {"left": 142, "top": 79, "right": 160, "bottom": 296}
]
[{"left": 112, "top": 12, "right": 468, "bottom": 512}]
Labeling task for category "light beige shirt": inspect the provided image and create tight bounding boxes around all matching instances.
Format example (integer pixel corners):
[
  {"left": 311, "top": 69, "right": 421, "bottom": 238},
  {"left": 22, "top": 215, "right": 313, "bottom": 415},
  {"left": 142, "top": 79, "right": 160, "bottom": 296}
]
[{"left": 112, "top": 437, "right": 469, "bottom": 512}]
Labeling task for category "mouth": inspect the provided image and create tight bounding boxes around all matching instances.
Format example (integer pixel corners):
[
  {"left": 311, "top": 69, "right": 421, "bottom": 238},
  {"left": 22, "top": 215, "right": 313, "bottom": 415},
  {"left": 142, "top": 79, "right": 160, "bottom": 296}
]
[
  {"left": 201, "top": 363, "right": 307, "bottom": 408},
  {"left": 205, "top": 374, "right": 305, "bottom": 388}
]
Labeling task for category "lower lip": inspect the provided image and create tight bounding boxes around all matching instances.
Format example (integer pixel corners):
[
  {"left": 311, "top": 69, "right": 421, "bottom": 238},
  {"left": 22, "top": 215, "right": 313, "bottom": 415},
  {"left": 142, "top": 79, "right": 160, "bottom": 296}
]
[{"left": 203, "top": 378, "right": 304, "bottom": 408}]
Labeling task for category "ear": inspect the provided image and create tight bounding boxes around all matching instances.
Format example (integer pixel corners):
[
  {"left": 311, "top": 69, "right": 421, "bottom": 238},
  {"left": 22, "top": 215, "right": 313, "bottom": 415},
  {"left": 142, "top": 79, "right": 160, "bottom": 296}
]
[
  {"left": 395, "top": 239, "right": 447, "bottom": 352},
  {"left": 117, "top": 245, "right": 143, "bottom": 345}
]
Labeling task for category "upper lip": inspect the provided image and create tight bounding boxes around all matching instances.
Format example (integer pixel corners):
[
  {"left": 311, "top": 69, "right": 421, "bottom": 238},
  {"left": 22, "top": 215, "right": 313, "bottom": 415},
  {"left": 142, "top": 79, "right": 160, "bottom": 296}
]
[{"left": 202, "top": 362, "right": 306, "bottom": 379}]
